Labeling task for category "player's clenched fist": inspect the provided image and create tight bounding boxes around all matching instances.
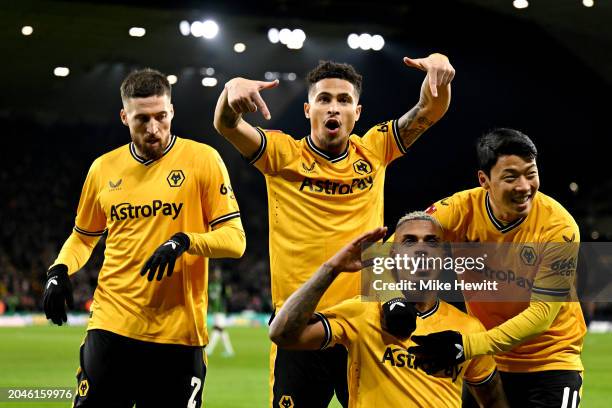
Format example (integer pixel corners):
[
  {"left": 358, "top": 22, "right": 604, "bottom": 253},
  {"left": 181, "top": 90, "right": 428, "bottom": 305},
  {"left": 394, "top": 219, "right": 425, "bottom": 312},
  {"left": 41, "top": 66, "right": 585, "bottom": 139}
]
[
  {"left": 403, "top": 53, "right": 455, "bottom": 97},
  {"left": 225, "top": 77, "right": 279, "bottom": 120},
  {"left": 140, "top": 232, "right": 190, "bottom": 282}
]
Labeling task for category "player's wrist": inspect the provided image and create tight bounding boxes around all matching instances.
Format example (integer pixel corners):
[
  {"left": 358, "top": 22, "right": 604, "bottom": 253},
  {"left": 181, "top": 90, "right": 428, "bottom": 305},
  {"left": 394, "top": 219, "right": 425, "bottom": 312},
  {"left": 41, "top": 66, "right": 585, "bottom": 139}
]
[
  {"left": 170, "top": 232, "right": 190, "bottom": 251},
  {"left": 47, "top": 264, "right": 69, "bottom": 278}
]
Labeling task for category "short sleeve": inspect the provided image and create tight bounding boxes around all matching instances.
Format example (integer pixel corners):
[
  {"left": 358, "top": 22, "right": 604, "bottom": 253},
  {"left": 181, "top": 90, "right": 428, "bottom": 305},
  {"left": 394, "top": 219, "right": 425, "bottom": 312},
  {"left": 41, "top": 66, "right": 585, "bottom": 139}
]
[
  {"left": 426, "top": 194, "right": 465, "bottom": 241},
  {"left": 360, "top": 120, "right": 406, "bottom": 165},
  {"left": 317, "top": 298, "right": 368, "bottom": 349},
  {"left": 201, "top": 148, "right": 241, "bottom": 229},
  {"left": 532, "top": 223, "right": 580, "bottom": 301},
  {"left": 74, "top": 159, "right": 107, "bottom": 236},
  {"left": 249, "top": 128, "right": 299, "bottom": 175}
]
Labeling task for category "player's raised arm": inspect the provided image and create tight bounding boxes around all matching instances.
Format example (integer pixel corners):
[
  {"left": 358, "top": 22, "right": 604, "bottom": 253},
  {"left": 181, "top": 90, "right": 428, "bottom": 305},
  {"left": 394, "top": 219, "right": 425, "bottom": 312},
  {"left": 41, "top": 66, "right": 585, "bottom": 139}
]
[
  {"left": 269, "top": 227, "right": 387, "bottom": 349},
  {"left": 214, "top": 77, "right": 279, "bottom": 159},
  {"left": 397, "top": 53, "right": 455, "bottom": 149}
]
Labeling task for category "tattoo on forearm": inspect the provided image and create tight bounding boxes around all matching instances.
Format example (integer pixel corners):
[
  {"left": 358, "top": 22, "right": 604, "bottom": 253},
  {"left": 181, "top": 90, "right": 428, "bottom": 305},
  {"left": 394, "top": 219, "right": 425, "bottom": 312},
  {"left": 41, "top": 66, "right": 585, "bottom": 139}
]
[
  {"left": 220, "top": 105, "right": 241, "bottom": 129},
  {"left": 275, "top": 264, "right": 336, "bottom": 342},
  {"left": 398, "top": 105, "right": 434, "bottom": 148}
]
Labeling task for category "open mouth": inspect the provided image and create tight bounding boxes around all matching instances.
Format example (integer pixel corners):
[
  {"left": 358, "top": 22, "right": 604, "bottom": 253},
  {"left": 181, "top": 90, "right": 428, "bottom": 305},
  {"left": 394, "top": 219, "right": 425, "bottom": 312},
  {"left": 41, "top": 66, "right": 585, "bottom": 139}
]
[
  {"left": 511, "top": 195, "right": 531, "bottom": 205},
  {"left": 324, "top": 118, "right": 340, "bottom": 131}
]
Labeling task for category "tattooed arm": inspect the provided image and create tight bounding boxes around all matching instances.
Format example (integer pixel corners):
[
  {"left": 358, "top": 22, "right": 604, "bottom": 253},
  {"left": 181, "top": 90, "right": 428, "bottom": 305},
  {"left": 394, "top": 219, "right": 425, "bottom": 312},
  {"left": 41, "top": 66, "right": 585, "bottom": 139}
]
[
  {"left": 398, "top": 53, "right": 454, "bottom": 149},
  {"left": 213, "top": 77, "right": 279, "bottom": 158},
  {"left": 269, "top": 227, "right": 387, "bottom": 349}
]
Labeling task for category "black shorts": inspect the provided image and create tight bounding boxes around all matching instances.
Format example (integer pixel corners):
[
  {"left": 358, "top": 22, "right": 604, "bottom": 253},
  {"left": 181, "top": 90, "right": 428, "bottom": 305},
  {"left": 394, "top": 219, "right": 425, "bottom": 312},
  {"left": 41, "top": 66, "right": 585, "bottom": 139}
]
[
  {"left": 271, "top": 344, "right": 349, "bottom": 408},
  {"left": 73, "top": 329, "right": 207, "bottom": 408},
  {"left": 462, "top": 369, "right": 582, "bottom": 408}
]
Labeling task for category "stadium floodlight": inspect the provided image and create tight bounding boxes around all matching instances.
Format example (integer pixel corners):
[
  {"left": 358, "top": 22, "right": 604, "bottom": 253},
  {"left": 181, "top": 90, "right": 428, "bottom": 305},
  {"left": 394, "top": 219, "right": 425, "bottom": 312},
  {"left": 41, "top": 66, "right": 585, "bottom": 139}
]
[
  {"left": 202, "top": 77, "right": 218, "bottom": 87},
  {"left": 591, "top": 231, "right": 600, "bottom": 240},
  {"left": 167, "top": 75, "right": 178, "bottom": 85},
  {"left": 569, "top": 182, "right": 579, "bottom": 193},
  {"left": 287, "top": 73, "right": 297, "bottom": 81},
  {"left": 21, "top": 25, "right": 33, "bottom": 36},
  {"left": 234, "top": 42, "right": 246, "bottom": 53},
  {"left": 371, "top": 34, "right": 385, "bottom": 51},
  {"left": 292, "top": 29, "right": 306, "bottom": 43},
  {"left": 201, "top": 20, "right": 219, "bottom": 39},
  {"left": 279, "top": 28, "right": 292, "bottom": 45},
  {"left": 190, "top": 21, "right": 204, "bottom": 37},
  {"left": 179, "top": 20, "right": 190, "bottom": 36},
  {"left": 583, "top": 0, "right": 594, "bottom": 7},
  {"left": 513, "top": 0, "right": 529, "bottom": 9},
  {"left": 53, "top": 67, "right": 70, "bottom": 77},
  {"left": 268, "top": 28, "right": 280, "bottom": 43},
  {"left": 286, "top": 38, "right": 303, "bottom": 49},
  {"left": 129, "top": 27, "right": 146, "bottom": 37},
  {"left": 359, "top": 33, "right": 372, "bottom": 50},
  {"left": 205, "top": 67, "right": 215, "bottom": 76},
  {"left": 347, "top": 33, "right": 360, "bottom": 49}
]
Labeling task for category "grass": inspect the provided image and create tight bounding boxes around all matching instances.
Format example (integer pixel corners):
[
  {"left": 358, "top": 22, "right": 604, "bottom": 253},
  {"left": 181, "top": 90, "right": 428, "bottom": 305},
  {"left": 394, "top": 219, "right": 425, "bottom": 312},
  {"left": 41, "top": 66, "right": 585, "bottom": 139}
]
[{"left": 0, "top": 326, "right": 609, "bottom": 407}]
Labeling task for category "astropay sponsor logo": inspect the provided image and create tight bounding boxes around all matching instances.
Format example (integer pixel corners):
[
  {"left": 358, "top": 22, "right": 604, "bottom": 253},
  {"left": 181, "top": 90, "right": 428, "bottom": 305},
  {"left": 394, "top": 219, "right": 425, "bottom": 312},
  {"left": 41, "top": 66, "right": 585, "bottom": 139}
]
[{"left": 110, "top": 200, "right": 183, "bottom": 221}]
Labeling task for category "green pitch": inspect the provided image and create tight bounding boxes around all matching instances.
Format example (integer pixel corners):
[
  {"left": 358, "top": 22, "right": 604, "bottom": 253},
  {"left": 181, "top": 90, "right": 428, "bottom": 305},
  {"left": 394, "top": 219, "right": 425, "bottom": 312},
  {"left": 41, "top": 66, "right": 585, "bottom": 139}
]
[{"left": 0, "top": 326, "right": 610, "bottom": 407}]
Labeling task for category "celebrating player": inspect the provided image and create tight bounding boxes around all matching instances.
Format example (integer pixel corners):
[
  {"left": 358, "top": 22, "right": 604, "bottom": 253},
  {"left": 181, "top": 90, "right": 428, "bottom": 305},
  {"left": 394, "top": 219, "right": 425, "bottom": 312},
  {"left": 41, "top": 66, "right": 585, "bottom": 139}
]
[
  {"left": 269, "top": 213, "right": 509, "bottom": 408},
  {"left": 214, "top": 54, "right": 455, "bottom": 407},
  {"left": 408, "top": 129, "right": 585, "bottom": 407},
  {"left": 42, "top": 68, "right": 246, "bottom": 407}
]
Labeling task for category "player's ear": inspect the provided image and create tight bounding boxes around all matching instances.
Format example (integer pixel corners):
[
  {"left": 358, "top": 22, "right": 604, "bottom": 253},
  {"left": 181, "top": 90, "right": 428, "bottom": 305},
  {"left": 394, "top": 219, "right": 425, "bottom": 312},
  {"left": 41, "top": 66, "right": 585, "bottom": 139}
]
[
  {"left": 120, "top": 109, "right": 129, "bottom": 126},
  {"left": 304, "top": 102, "right": 310, "bottom": 119},
  {"left": 477, "top": 170, "right": 489, "bottom": 190},
  {"left": 169, "top": 104, "right": 175, "bottom": 120},
  {"left": 355, "top": 104, "right": 362, "bottom": 121}
]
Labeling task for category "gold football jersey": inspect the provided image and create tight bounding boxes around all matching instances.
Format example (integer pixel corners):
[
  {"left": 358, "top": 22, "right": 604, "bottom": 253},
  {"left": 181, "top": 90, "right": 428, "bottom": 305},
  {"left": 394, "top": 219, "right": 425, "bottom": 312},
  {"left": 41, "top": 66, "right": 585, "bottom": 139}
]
[
  {"left": 252, "top": 120, "right": 406, "bottom": 311},
  {"left": 429, "top": 187, "right": 585, "bottom": 372},
  {"left": 319, "top": 298, "right": 497, "bottom": 408},
  {"left": 67, "top": 136, "right": 240, "bottom": 346}
]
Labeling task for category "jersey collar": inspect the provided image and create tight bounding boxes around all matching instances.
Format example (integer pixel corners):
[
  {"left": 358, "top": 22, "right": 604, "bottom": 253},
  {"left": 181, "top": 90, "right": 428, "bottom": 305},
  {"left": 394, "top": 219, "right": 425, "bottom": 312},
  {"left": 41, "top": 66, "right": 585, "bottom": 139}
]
[
  {"left": 305, "top": 135, "right": 349, "bottom": 163},
  {"left": 485, "top": 191, "right": 525, "bottom": 233},
  {"left": 129, "top": 134, "right": 177, "bottom": 166},
  {"left": 416, "top": 299, "right": 440, "bottom": 319}
]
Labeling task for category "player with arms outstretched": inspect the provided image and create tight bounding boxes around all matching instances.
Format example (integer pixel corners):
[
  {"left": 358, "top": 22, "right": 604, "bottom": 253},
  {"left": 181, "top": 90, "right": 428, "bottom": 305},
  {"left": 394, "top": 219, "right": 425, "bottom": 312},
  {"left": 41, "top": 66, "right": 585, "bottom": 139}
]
[{"left": 214, "top": 55, "right": 454, "bottom": 406}]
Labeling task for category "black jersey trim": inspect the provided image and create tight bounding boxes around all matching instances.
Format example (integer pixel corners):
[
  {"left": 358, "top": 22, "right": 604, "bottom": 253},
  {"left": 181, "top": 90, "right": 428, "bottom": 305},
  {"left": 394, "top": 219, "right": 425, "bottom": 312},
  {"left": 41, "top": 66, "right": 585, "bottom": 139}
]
[
  {"left": 209, "top": 211, "right": 241, "bottom": 228},
  {"left": 247, "top": 127, "right": 268, "bottom": 165},
  {"left": 305, "top": 135, "right": 349, "bottom": 163},
  {"left": 465, "top": 368, "right": 498, "bottom": 386},
  {"left": 392, "top": 119, "right": 408, "bottom": 155},
  {"left": 417, "top": 299, "right": 440, "bottom": 319},
  {"left": 485, "top": 192, "right": 525, "bottom": 233},
  {"left": 532, "top": 286, "right": 571, "bottom": 297},
  {"left": 314, "top": 312, "right": 333, "bottom": 350},
  {"left": 129, "top": 134, "right": 177, "bottom": 166},
  {"left": 74, "top": 225, "right": 107, "bottom": 237}
]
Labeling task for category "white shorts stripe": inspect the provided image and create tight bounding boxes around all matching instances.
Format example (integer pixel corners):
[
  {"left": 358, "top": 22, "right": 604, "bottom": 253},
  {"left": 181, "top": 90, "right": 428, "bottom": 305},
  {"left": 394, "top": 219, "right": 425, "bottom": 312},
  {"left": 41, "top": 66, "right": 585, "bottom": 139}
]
[
  {"left": 561, "top": 386, "right": 570, "bottom": 408},
  {"left": 571, "top": 390, "right": 578, "bottom": 408}
]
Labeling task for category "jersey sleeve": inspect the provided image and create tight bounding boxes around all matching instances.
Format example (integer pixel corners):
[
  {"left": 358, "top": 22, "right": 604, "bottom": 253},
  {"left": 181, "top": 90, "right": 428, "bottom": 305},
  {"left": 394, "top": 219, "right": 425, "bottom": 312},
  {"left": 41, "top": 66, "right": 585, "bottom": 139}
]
[
  {"left": 200, "top": 148, "right": 241, "bottom": 229},
  {"left": 532, "top": 223, "right": 581, "bottom": 301},
  {"left": 316, "top": 298, "right": 368, "bottom": 349},
  {"left": 462, "top": 319, "right": 498, "bottom": 386},
  {"left": 73, "top": 159, "right": 107, "bottom": 237},
  {"left": 248, "top": 128, "right": 299, "bottom": 175},
  {"left": 426, "top": 193, "right": 465, "bottom": 241},
  {"left": 360, "top": 120, "right": 406, "bottom": 165}
]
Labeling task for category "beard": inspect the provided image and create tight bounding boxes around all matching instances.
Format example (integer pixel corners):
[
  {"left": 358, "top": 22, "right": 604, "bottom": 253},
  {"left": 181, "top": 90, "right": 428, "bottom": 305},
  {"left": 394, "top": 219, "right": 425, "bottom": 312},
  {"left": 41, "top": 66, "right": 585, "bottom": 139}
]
[{"left": 134, "top": 135, "right": 166, "bottom": 160}]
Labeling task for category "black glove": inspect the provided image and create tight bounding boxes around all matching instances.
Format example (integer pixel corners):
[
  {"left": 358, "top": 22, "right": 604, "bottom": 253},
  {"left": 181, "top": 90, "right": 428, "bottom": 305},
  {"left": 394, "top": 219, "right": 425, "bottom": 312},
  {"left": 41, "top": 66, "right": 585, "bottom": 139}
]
[
  {"left": 140, "top": 232, "right": 190, "bottom": 282},
  {"left": 408, "top": 330, "right": 465, "bottom": 375},
  {"left": 43, "top": 264, "right": 74, "bottom": 326},
  {"left": 381, "top": 297, "right": 417, "bottom": 339}
]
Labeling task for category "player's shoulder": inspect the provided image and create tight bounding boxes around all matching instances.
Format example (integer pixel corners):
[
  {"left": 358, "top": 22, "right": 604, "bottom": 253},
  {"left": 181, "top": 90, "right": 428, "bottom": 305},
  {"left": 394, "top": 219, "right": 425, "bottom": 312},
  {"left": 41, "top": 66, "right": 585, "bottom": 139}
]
[
  {"left": 534, "top": 191, "right": 579, "bottom": 238},
  {"left": 93, "top": 142, "right": 131, "bottom": 169},
  {"left": 176, "top": 137, "right": 218, "bottom": 156},
  {"left": 438, "top": 301, "right": 486, "bottom": 333},
  {"left": 428, "top": 187, "right": 484, "bottom": 213},
  {"left": 323, "top": 296, "right": 375, "bottom": 319}
]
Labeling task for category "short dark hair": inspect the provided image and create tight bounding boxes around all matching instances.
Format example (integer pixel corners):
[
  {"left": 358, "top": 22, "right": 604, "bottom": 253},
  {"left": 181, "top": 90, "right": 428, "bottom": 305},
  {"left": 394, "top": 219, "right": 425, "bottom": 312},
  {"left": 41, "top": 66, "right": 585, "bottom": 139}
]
[
  {"left": 306, "top": 60, "right": 363, "bottom": 97},
  {"left": 476, "top": 128, "right": 538, "bottom": 175},
  {"left": 120, "top": 68, "right": 171, "bottom": 101}
]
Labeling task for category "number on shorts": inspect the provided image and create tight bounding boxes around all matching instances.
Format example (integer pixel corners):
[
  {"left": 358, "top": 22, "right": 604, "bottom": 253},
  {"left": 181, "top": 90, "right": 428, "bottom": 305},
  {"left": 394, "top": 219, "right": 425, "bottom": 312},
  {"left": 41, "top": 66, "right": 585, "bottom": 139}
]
[{"left": 187, "top": 376, "right": 202, "bottom": 408}]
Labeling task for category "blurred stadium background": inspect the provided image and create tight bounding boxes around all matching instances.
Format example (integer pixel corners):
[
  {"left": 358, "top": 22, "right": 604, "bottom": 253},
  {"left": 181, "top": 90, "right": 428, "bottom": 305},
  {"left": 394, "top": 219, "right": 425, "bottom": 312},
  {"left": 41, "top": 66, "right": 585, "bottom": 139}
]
[{"left": 1, "top": 0, "right": 611, "bottom": 406}]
